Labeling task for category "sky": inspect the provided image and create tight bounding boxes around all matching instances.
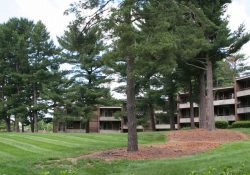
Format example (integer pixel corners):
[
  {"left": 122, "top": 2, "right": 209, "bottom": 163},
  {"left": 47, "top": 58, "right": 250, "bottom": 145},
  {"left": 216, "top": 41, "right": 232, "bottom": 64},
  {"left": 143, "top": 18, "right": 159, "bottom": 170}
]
[{"left": 0, "top": 0, "right": 249, "bottom": 99}]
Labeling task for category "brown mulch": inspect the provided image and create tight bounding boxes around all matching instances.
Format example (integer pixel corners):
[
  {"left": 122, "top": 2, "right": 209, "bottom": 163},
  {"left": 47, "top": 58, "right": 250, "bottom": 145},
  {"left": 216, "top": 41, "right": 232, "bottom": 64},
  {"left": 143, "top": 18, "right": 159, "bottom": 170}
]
[{"left": 67, "top": 129, "right": 248, "bottom": 161}]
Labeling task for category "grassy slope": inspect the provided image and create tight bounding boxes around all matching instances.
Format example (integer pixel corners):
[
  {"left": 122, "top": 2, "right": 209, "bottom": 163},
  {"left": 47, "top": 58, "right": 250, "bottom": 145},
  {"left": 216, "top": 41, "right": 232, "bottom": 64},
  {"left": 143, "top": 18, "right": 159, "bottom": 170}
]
[
  {"left": 0, "top": 129, "right": 250, "bottom": 175},
  {"left": 0, "top": 132, "right": 166, "bottom": 175}
]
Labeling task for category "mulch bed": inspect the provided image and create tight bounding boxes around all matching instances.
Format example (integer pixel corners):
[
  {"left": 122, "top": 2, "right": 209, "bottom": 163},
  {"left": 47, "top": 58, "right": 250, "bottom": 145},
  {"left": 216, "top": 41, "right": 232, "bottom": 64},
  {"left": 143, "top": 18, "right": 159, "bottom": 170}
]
[{"left": 67, "top": 129, "right": 248, "bottom": 161}]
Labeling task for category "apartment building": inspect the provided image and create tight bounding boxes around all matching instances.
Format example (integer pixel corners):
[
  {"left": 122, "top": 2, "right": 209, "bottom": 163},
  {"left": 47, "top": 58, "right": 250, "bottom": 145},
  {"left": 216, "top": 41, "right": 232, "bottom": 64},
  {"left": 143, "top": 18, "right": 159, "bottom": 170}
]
[
  {"left": 53, "top": 106, "right": 123, "bottom": 133},
  {"left": 177, "top": 76, "right": 250, "bottom": 128},
  {"left": 235, "top": 76, "right": 250, "bottom": 120},
  {"left": 53, "top": 104, "right": 177, "bottom": 132}
]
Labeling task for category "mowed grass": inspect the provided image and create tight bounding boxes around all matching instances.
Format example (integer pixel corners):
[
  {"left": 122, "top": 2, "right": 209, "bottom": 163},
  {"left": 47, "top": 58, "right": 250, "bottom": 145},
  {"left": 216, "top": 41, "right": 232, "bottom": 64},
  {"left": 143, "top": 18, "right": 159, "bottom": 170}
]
[
  {"left": 0, "top": 129, "right": 250, "bottom": 175},
  {"left": 0, "top": 132, "right": 166, "bottom": 175}
]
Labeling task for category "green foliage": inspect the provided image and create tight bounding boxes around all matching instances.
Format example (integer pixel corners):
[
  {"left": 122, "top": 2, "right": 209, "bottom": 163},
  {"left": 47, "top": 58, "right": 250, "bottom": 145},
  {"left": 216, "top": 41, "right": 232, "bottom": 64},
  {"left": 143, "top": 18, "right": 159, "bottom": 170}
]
[
  {"left": 214, "top": 61, "right": 234, "bottom": 87},
  {"left": 0, "top": 121, "right": 6, "bottom": 130},
  {"left": 215, "top": 121, "right": 228, "bottom": 129},
  {"left": 232, "top": 121, "right": 250, "bottom": 128},
  {"left": 57, "top": 16, "right": 113, "bottom": 124},
  {"left": 227, "top": 53, "right": 250, "bottom": 77},
  {"left": 0, "top": 17, "right": 59, "bottom": 130},
  {"left": 187, "top": 162, "right": 249, "bottom": 175},
  {"left": 37, "top": 120, "right": 53, "bottom": 132},
  {"left": 40, "top": 169, "right": 77, "bottom": 175}
]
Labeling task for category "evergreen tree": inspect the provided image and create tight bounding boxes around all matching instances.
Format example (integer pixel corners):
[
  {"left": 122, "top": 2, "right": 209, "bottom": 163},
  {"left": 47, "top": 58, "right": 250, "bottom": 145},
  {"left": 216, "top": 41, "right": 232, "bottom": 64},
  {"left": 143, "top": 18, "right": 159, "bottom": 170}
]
[
  {"left": 0, "top": 18, "right": 58, "bottom": 132},
  {"left": 58, "top": 17, "right": 111, "bottom": 132},
  {"left": 27, "top": 21, "right": 58, "bottom": 132}
]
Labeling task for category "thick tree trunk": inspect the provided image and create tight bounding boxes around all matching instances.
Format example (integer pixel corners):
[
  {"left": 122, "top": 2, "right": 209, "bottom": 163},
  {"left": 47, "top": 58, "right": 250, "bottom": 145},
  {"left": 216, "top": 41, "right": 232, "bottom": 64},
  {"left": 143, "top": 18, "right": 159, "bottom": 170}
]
[
  {"left": 169, "top": 95, "right": 176, "bottom": 130},
  {"left": 189, "top": 79, "right": 195, "bottom": 129},
  {"left": 199, "top": 71, "right": 207, "bottom": 128},
  {"left": 33, "top": 86, "right": 38, "bottom": 132},
  {"left": 206, "top": 57, "right": 215, "bottom": 131},
  {"left": 126, "top": 56, "right": 138, "bottom": 152},
  {"left": 148, "top": 103, "right": 156, "bottom": 131}
]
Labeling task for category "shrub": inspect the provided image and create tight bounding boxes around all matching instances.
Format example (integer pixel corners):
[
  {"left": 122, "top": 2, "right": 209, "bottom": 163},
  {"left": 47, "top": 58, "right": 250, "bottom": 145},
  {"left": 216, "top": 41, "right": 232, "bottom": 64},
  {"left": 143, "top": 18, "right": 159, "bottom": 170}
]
[
  {"left": 181, "top": 127, "right": 191, "bottom": 130},
  {"left": 232, "top": 121, "right": 250, "bottom": 128},
  {"left": 187, "top": 162, "right": 249, "bottom": 175},
  {"left": 215, "top": 120, "right": 228, "bottom": 129}
]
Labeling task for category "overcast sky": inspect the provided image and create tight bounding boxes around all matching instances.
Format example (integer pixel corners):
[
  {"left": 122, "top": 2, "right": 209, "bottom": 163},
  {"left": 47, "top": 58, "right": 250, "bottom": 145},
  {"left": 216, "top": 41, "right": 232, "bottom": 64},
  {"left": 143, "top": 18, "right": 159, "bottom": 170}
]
[
  {"left": 0, "top": 0, "right": 249, "bottom": 53},
  {"left": 0, "top": 0, "right": 249, "bottom": 99}
]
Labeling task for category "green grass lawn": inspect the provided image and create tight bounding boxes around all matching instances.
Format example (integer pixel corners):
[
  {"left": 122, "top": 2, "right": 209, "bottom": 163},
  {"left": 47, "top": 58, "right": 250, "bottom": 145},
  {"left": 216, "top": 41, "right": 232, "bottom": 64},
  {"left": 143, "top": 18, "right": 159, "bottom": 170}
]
[{"left": 0, "top": 130, "right": 249, "bottom": 175}]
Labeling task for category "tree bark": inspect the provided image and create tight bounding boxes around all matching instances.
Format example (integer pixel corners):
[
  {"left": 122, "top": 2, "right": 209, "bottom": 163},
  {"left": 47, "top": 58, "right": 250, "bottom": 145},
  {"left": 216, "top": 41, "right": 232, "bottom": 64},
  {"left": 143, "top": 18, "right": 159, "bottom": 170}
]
[
  {"left": 206, "top": 57, "right": 215, "bottom": 131},
  {"left": 4, "top": 116, "right": 11, "bottom": 132},
  {"left": 168, "top": 95, "right": 175, "bottom": 130},
  {"left": 85, "top": 120, "right": 90, "bottom": 133},
  {"left": 199, "top": 71, "right": 207, "bottom": 128},
  {"left": 14, "top": 116, "right": 20, "bottom": 132},
  {"left": 148, "top": 103, "right": 156, "bottom": 131},
  {"left": 15, "top": 64, "right": 20, "bottom": 132},
  {"left": 21, "top": 123, "right": 25, "bottom": 132},
  {"left": 33, "top": 86, "right": 38, "bottom": 132},
  {"left": 30, "top": 115, "right": 34, "bottom": 133},
  {"left": 189, "top": 79, "right": 195, "bottom": 129},
  {"left": 126, "top": 56, "right": 138, "bottom": 152}
]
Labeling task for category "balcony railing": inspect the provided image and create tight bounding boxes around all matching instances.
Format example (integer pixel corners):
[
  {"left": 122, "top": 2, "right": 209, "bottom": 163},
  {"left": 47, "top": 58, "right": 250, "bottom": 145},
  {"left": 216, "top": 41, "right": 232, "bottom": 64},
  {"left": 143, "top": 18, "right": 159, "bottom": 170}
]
[
  {"left": 239, "top": 86, "right": 250, "bottom": 91},
  {"left": 237, "top": 104, "right": 250, "bottom": 108},
  {"left": 214, "top": 96, "right": 234, "bottom": 100},
  {"left": 237, "top": 88, "right": 250, "bottom": 97},
  {"left": 99, "top": 116, "right": 121, "bottom": 121}
]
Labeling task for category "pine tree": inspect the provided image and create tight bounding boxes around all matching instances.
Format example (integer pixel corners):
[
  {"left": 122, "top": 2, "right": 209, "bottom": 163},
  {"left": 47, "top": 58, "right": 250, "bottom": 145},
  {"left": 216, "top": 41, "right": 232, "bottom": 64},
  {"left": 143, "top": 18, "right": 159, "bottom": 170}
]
[
  {"left": 0, "top": 18, "right": 58, "bottom": 132},
  {"left": 27, "top": 21, "right": 58, "bottom": 132},
  {"left": 58, "top": 17, "right": 111, "bottom": 132}
]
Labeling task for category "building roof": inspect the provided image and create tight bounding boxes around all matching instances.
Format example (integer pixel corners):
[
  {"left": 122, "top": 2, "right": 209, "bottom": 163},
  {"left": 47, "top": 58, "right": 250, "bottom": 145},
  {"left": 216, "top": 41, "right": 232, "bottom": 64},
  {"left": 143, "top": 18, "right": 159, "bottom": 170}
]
[
  {"left": 213, "top": 86, "right": 234, "bottom": 91},
  {"left": 99, "top": 106, "right": 122, "bottom": 109},
  {"left": 179, "top": 86, "right": 234, "bottom": 95},
  {"left": 236, "top": 75, "right": 250, "bottom": 81}
]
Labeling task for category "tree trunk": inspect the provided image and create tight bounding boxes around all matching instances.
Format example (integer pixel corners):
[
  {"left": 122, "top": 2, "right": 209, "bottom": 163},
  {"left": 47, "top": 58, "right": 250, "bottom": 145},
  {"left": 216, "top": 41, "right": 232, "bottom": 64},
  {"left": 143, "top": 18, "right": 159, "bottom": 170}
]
[
  {"left": 148, "top": 103, "right": 156, "bottom": 131},
  {"left": 169, "top": 95, "right": 176, "bottom": 130},
  {"left": 21, "top": 123, "right": 25, "bottom": 132},
  {"left": 33, "top": 86, "right": 38, "bottom": 132},
  {"left": 189, "top": 79, "right": 195, "bottom": 129},
  {"left": 14, "top": 116, "right": 20, "bottom": 132},
  {"left": 206, "top": 57, "right": 215, "bottom": 131},
  {"left": 30, "top": 116, "right": 34, "bottom": 133},
  {"left": 85, "top": 120, "right": 90, "bottom": 133},
  {"left": 126, "top": 56, "right": 138, "bottom": 152},
  {"left": 199, "top": 71, "right": 207, "bottom": 128},
  {"left": 15, "top": 64, "right": 20, "bottom": 132},
  {"left": 4, "top": 116, "right": 11, "bottom": 132}
]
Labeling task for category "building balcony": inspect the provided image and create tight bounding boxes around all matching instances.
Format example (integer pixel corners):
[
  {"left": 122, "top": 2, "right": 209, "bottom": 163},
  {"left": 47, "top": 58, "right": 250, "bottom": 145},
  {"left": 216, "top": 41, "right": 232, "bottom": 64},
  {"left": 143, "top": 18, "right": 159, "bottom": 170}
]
[
  {"left": 180, "top": 117, "right": 199, "bottom": 123},
  {"left": 100, "top": 129, "right": 121, "bottom": 133},
  {"left": 100, "top": 116, "right": 121, "bottom": 121},
  {"left": 179, "top": 103, "right": 198, "bottom": 109},
  {"left": 213, "top": 99, "right": 235, "bottom": 106},
  {"left": 237, "top": 107, "right": 250, "bottom": 114},
  {"left": 215, "top": 115, "right": 236, "bottom": 121},
  {"left": 237, "top": 89, "right": 250, "bottom": 97},
  {"left": 155, "top": 124, "right": 178, "bottom": 129},
  {"left": 65, "top": 129, "right": 86, "bottom": 133},
  {"left": 123, "top": 125, "right": 144, "bottom": 130}
]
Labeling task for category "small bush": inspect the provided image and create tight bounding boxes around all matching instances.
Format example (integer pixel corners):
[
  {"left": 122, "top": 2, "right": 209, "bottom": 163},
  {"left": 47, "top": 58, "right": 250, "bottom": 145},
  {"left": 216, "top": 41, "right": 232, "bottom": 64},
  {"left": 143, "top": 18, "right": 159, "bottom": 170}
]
[
  {"left": 187, "top": 162, "right": 249, "bottom": 175},
  {"left": 232, "top": 121, "right": 250, "bottom": 128},
  {"left": 181, "top": 127, "right": 191, "bottom": 130},
  {"left": 215, "top": 120, "right": 228, "bottom": 129}
]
